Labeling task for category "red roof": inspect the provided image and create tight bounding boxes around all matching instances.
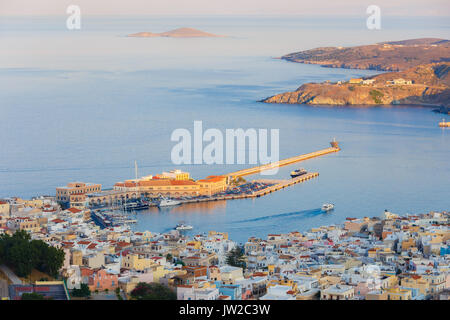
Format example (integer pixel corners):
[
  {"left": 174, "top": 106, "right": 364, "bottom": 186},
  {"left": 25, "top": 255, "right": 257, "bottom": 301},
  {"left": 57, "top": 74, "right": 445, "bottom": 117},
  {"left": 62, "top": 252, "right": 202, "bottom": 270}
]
[
  {"left": 116, "top": 241, "right": 131, "bottom": 247},
  {"left": 67, "top": 208, "right": 82, "bottom": 213}
]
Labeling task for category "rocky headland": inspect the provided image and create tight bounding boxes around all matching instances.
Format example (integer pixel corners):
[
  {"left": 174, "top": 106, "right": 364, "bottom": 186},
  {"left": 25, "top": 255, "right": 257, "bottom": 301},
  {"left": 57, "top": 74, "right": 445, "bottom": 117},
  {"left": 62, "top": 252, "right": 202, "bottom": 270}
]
[{"left": 263, "top": 38, "right": 450, "bottom": 108}]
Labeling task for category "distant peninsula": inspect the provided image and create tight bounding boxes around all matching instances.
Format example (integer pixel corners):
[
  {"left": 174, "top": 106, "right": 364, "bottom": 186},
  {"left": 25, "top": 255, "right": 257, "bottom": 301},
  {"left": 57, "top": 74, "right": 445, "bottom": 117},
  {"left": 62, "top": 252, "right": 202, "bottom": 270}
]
[
  {"left": 262, "top": 38, "right": 450, "bottom": 108},
  {"left": 128, "top": 27, "right": 223, "bottom": 38}
]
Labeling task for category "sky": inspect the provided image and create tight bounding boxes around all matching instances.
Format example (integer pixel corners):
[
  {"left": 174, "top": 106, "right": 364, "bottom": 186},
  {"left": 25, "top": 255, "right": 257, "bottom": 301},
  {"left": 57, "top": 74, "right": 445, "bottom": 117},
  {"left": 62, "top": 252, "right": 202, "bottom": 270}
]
[{"left": 1, "top": 0, "right": 449, "bottom": 16}]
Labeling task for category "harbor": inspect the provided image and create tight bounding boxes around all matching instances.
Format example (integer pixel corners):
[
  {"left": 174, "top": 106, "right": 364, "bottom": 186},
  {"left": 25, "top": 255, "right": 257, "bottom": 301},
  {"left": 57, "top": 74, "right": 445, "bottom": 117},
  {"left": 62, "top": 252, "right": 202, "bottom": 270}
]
[
  {"left": 83, "top": 141, "right": 339, "bottom": 211},
  {"left": 91, "top": 208, "right": 137, "bottom": 229}
]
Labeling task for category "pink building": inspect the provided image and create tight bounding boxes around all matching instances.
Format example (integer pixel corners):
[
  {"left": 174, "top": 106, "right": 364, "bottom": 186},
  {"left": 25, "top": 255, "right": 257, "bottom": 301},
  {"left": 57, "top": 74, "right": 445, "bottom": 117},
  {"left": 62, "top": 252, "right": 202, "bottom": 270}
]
[{"left": 83, "top": 268, "right": 119, "bottom": 292}]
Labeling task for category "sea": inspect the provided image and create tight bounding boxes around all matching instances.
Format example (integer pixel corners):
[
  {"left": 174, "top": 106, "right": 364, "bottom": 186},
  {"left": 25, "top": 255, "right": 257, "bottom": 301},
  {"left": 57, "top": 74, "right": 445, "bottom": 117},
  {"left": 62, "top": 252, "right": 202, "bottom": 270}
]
[{"left": 0, "top": 15, "right": 449, "bottom": 242}]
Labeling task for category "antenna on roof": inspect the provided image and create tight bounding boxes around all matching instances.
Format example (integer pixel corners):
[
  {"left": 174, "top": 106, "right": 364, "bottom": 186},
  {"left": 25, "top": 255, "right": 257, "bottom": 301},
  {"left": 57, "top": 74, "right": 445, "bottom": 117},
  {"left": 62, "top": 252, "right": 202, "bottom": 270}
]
[{"left": 135, "top": 160, "right": 138, "bottom": 181}]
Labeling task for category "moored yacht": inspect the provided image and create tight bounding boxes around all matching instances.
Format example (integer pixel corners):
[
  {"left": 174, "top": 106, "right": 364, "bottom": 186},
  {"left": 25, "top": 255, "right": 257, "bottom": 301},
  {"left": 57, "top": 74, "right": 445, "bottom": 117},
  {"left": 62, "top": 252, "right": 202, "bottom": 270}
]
[{"left": 158, "top": 196, "right": 181, "bottom": 207}]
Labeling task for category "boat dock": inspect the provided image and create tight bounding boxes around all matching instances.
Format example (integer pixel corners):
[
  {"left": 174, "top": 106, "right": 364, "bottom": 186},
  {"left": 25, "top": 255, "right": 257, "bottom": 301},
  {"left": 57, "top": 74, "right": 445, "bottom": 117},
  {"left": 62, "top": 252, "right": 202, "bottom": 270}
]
[
  {"left": 439, "top": 119, "right": 450, "bottom": 127},
  {"left": 176, "top": 172, "right": 319, "bottom": 203},
  {"left": 226, "top": 140, "right": 340, "bottom": 179}
]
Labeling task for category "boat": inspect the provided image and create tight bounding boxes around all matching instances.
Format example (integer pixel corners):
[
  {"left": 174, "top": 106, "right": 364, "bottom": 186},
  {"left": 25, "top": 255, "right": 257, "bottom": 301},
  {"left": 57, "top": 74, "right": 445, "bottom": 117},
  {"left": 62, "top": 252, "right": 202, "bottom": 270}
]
[
  {"left": 123, "top": 200, "right": 149, "bottom": 211},
  {"left": 175, "top": 223, "right": 193, "bottom": 230},
  {"left": 158, "top": 197, "right": 181, "bottom": 207},
  {"left": 290, "top": 168, "right": 307, "bottom": 178},
  {"left": 322, "top": 203, "right": 334, "bottom": 212}
]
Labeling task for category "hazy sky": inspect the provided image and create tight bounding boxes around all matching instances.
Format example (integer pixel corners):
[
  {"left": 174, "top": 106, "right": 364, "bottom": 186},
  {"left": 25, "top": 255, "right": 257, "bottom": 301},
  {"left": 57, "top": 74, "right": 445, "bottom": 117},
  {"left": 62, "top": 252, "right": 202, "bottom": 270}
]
[{"left": 1, "top": 0, "right": 449, "bottom": 16}]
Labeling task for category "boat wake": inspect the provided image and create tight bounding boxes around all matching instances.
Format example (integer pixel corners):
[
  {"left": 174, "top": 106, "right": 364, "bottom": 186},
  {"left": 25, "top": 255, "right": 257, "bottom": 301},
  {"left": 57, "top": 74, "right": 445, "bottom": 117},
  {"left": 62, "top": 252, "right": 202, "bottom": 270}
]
[{"left": 234, "top": 208, "right": 323, "bottom": 223}]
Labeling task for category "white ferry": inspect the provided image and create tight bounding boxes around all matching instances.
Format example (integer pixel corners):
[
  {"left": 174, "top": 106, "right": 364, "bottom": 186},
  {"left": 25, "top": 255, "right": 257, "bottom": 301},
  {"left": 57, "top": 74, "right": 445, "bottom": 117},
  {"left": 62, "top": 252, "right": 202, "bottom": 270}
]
[{"left": 175, "top": 223, "right": 193, "bottom": 230}]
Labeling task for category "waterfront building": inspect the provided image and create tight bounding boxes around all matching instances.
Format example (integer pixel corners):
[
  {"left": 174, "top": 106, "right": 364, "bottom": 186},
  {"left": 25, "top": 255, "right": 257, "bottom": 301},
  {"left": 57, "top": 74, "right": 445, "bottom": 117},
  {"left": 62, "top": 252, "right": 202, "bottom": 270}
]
[
  {"left": 138, "top": 179, "right": 201, "bottom": 197},
  {"left": 197, "top": 176, "right": 227, "bottom": 196},
  {"left": 158, "top": 169, "right": 190, "bottom": 181},
  {"left": 56, "top": 182, "right": 101, "bottom": 208}
]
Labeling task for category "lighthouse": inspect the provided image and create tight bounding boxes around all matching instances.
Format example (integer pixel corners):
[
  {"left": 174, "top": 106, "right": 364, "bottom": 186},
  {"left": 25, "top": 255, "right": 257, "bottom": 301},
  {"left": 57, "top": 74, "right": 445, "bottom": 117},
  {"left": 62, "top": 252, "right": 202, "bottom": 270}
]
[{"left": 330, "top": 138, "right": 339, "bottom": 149}]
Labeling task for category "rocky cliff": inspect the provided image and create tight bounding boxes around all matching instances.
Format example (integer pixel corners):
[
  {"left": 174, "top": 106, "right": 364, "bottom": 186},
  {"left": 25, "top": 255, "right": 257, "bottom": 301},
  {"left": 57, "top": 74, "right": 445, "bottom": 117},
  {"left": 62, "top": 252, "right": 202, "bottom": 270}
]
[{"left": 262, "top": 62, "right": 450, "bottom": 106}]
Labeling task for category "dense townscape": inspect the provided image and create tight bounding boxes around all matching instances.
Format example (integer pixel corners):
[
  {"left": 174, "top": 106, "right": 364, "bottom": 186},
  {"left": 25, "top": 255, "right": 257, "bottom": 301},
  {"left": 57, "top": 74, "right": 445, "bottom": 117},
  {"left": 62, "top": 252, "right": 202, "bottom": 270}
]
[{"left": 0, "top": 192, "right": 449, "bottom": 300}]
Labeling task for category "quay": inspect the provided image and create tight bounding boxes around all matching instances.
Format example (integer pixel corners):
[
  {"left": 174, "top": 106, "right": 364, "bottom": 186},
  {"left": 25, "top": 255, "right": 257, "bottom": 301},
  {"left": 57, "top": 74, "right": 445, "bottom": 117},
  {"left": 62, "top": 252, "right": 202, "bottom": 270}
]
[
  {"left": 439, "top": 119, "right": 450, "bottom": 127},
  {"left": 177, "top": 172, "right": 319, "bottom": 204},
  {"left": 83, "top": 140, "right": 339, "bottom": 211},
  {"left": 226, "top": 140, "right": 340, "bottom": 179}
]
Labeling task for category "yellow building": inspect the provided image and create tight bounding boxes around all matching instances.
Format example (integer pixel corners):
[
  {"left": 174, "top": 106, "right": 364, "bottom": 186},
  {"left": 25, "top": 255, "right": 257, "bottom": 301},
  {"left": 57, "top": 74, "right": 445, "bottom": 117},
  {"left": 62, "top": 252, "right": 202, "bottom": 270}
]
[
  {"left": 422, "top": 273, "right": 446, "bottom": 294},
  {"left": 208, "top": 231, "right": 228, "bottom": 240},
  {"left": 349, "top": 78, "right": 362, "bottom": 84},
  {"left": 7, "top": 217, "right": 40, "bottom": 233},
  {"left": 385, "top": 287, "right": 412, "bottom": 300},
  {"left": 56, "top": 182, "right": 101, "bottom": 207},
  {"left": 186, "top": 241, "right": 202, "bottom": 250},
  {"left": 401, "top": 275, "right": 429, "bottom": 296},
  {"left": 401, "top": 238, "right": 416, "bottom": 251},
  {"left": 267, "top": 279, "right": 298, "bottom": 293},
  {"left": 159, "top": 170, "right": 190, "bottom": 181},
  {"left": 119, "top": 275, "right": 141, "bottom": 294},
  {"left": 122, "top": 252, "right": 155, "bottom": 271},
  {"left": 151, "top": 264, "right": 174, "bottom": 283},
  {"left": 114, "top": 168, "right": 230, "bottom": 198},
  {"left": 366, "top": 290, "right": 388, "bottom": 300},
  {"left": 197, "top": 176, "right": 227, "bottom": 196},
  {"left": 380, "top": 274, "right": 398, "bottom": 289},
  {"left": 140, "top": 179, "right": 200, "bottom": 197},
  {"left": 0, "top": 201, "right": 10, "bottom": 217},
  {"left": 71, "top": 250, "right": 83, "bottom": 266}
]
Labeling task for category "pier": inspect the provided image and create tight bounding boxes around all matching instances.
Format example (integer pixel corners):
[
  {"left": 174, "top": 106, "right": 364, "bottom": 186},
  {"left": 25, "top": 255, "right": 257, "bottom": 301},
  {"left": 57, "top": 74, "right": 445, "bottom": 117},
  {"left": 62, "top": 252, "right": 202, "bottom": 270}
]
[
  {"left": 226, "top": 140, "right": 340, "bottom": 179},
  {"left": 177, "top": 172, "right": 319, "bottom": 203},
  {"left": 439, "top": 119, "right": 450, "bottom": 127},
  {"left": 89, "top": 141, "right": 339, "bottom": 211}
]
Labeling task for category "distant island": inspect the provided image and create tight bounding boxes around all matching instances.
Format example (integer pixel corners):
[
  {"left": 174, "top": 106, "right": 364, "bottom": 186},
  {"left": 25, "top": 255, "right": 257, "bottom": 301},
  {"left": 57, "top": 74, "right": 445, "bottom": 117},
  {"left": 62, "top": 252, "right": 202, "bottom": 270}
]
[
  {"left": 128, "top": 27, "right": 223, "bottom": 38},
  {"left": 263, "top": 38, "right": 450, "bottom": 108}
]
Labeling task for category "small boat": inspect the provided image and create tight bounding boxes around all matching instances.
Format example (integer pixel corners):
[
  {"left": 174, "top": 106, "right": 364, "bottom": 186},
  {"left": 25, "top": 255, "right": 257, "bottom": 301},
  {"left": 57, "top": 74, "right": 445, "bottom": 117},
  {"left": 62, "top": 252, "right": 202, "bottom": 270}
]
[
  {"left": 322, "top": 203, "right": 334, "bottom": 212},
  {"left": 175, "top": 223, "right": 193, "bottom": 230},
  {"left": 158, "top": 197, "right": 181, "bottom": 207},
  {"left": 290, "top": 168, "right": 307, "bottom": 178}
]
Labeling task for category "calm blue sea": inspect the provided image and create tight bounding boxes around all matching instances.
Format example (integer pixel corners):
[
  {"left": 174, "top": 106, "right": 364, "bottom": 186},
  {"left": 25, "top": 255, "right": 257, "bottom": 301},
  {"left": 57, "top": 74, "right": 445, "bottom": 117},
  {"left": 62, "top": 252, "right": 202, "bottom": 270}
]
[{"left": 0, "top": 15, "right": 449, "bottom": 242}]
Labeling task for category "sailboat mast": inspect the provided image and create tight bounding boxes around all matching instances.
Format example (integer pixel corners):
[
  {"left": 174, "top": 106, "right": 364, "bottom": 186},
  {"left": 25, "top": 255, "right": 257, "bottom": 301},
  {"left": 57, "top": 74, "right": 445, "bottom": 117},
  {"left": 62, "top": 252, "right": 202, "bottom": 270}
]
[{"left": 135, "top": 160, "right": 138, "bottom": 181}]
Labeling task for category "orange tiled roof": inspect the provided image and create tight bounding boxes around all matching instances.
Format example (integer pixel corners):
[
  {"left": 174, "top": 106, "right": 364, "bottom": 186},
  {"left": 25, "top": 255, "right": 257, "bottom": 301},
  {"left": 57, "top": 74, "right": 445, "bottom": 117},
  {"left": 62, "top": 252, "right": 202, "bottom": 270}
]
[
  {"left": 138, "top": 180, "right": 197, "bottom": 187},
  {"left": 197, "top": 176, "right": 225, "bottom": 183}
]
